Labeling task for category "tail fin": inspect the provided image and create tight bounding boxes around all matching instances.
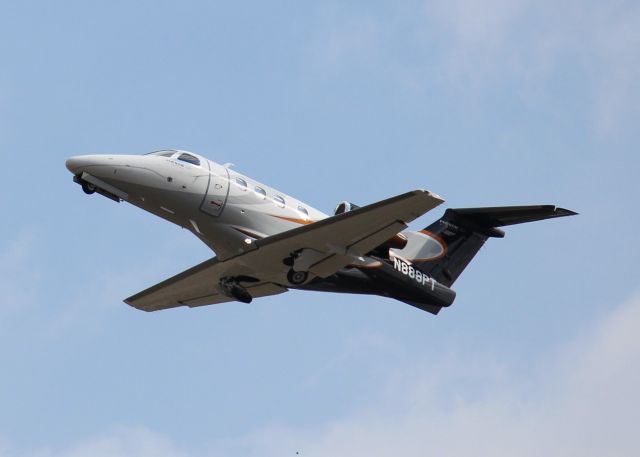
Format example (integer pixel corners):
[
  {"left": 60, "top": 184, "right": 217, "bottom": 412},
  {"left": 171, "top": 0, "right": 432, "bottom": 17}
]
[{"left": 399, "top": 205, "right": 577, "bottom": 287}]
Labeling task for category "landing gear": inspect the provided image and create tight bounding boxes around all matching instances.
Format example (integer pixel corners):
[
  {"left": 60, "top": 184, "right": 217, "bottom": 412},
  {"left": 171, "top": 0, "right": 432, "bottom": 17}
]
[
  {"left": 81, "top": 181, "right": 96, "bottom": 194},
  {"left": 287, "top": 269, "right": 309, "bottom": 285},
  {"left": 283, "top": 250, "right": 312, "bottom": 285}
]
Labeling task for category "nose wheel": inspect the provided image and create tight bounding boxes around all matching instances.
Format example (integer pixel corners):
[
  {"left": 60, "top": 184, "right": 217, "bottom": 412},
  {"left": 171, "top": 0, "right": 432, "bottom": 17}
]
[
  {"left": 74, "top": 175, "right": 96, "bottom": 195},
  {"left": 287, "top": 269, "right": 309, "bottom": 285},
  {"left": 81, "top": 182, "right": 96, "bottom": 194}
]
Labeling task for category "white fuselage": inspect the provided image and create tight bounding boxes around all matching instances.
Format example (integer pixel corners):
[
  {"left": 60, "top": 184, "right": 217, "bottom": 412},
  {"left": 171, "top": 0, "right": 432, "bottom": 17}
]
[{"left": 66, "top": 150, "right": 328, "bottom": 259}]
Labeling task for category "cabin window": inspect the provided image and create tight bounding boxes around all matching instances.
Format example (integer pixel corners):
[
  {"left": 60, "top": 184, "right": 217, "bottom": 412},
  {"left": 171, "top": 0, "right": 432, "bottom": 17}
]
[
  {"left": 297, "top": 206, "right": 309, "bottom": 220},
  {"left": 177, "top": 153, "right": 200, "bottom": 166},
  {"left": 254, "top": 186, "right": 267, "bottom": 199},
  {"left": 274, "top": 195, "right": 286, "bottom": 208},
  {"left": 235, "top": 177, "right": 248, "bottom": 190}
]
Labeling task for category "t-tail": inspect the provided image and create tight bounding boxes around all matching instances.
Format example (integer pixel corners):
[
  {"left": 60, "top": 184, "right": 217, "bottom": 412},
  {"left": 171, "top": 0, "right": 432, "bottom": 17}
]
[{"left": 392, "top": 205, "right": 577, "bottom": 288}]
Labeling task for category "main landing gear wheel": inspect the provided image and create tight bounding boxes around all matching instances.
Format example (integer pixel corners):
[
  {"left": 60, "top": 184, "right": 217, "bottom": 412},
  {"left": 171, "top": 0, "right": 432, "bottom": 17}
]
[{"left": 287, "top": 269, "right": 309, "bottom": 285}]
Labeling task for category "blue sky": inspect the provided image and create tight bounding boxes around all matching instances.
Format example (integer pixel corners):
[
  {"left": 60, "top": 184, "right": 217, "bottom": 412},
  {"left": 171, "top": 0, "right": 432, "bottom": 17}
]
[{"left": 1, "top": 1, "right": 639, "bottom": 455}]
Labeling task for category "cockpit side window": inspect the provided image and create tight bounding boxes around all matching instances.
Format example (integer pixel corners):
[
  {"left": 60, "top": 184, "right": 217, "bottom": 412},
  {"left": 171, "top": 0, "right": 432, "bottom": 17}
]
[{"left": 177, "top": 153, "right": 200, "bottom": 166}]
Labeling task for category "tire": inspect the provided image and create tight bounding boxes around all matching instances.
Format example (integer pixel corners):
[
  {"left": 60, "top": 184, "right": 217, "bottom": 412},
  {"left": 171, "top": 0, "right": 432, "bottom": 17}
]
[
  {"left": 82, "top": 182, "right": 96, "bottom": 194},
  {"left": 287, "top": 269, "right": 309, "bottom": 285}
]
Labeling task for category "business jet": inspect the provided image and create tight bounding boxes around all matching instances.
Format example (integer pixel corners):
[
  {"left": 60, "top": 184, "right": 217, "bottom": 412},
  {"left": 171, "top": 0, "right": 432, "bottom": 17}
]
[{"left": 65, "top": 150, "right": 575, "bottom": 315}]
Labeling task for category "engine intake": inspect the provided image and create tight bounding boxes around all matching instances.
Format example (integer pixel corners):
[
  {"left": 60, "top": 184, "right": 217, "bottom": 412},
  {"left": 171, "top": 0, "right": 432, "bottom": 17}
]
[{"left": 334, "top": 201, "right": 360, "bottom": 215}]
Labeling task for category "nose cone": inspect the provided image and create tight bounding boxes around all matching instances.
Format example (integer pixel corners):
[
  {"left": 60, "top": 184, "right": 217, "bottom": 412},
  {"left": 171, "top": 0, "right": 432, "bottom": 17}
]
[
  {"left": 65, "top": 155, "right": 110, "bottom": 174},
  {"left": 66, "top": 156, "right": 87, "bottom": 173}
]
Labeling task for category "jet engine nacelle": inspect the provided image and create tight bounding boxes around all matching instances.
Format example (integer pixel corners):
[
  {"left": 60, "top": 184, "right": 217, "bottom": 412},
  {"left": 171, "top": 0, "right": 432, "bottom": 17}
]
[{"left": 334, "top": 201, "right": 360, "bottom": 215}]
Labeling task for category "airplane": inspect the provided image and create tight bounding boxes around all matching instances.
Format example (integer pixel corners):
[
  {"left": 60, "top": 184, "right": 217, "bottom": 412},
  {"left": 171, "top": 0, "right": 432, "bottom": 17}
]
[{"left": 65, "top": 149, "right": 576, "bottom": 315}]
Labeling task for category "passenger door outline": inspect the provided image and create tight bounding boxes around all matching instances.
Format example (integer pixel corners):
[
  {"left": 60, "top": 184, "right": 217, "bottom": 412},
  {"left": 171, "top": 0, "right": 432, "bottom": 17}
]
[{"left": 200, "top": 161, "right": 230, "bottom": 217}]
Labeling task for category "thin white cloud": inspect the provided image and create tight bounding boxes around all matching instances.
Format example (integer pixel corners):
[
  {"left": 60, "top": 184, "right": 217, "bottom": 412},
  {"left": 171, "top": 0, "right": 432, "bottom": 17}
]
[
  {"left": 275, "top": 293, "right": 640, "bottom": 457},
  {"left": 308, "top": 1, "right": 640, "bottom": 135},
  {"left": 4, "top": 293, "right": 639, "bottom": 456},
  {"left": 421, "top": 0, "right": 640, "bottom": 135},
  {"left": 222, "top": 293, "right": 639, "bottom": 457},
  {"left": 422, "top": 0, "right": 531, "bottom": 85}
]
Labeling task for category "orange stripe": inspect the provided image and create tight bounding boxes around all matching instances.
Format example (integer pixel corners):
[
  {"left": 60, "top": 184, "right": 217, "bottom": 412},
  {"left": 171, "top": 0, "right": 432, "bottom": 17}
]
[
  {"left": 350, "top": 261, "right": 383, "bottom": 269},
  {"left": 271, "top": 215, "right": 315, "bottom": 225}
]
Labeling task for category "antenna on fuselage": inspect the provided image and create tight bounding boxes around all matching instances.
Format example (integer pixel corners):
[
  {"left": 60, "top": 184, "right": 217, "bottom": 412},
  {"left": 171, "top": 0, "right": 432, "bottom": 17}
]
[{"left": 223, "top": 162, "right": 234, "bottom": 168}]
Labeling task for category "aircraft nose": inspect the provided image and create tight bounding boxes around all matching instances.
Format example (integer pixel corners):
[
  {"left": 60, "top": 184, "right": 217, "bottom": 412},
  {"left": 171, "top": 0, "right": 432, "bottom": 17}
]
[
  {"left": 66, "top": 156, "right": 86, "bottom": 173},
  {"left": 65, "top": 155, "right": 109, "bottom": 174}
]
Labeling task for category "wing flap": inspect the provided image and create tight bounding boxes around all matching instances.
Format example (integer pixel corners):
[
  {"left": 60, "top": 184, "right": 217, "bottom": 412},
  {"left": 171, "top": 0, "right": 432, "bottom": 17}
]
[{"left": 307, "top": 220, "right": 407, "bottom": 277}]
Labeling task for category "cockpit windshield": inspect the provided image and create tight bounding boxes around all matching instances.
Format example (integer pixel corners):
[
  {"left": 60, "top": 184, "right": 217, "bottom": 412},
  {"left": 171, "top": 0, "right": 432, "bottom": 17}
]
[
  {"left": 177, "top": 153, "right": 200, "bottom": 166},
  {"left": 145, "top": 150, "right": 201, "bottom": 166},
  {"left": 147, "top": 150, "right": 178, "bottom": 157}
]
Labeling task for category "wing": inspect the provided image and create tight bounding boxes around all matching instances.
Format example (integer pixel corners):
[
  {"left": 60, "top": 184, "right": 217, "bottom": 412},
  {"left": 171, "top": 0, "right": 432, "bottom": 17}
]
[
  {"left": 125, "top": 257, "right": 287, "bottom": 312},
  {"left": 125, "top": 189, "right": 444, "bottom": 311},
  {"left": 249, "top": 189, "right": 444, "bottom": 277}
]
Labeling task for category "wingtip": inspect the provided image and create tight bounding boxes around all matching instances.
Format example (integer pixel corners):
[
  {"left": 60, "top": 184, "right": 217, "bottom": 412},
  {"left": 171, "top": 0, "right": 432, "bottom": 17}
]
[
  {"left": 414, "top": 188, "right": 445, "bottom": 203},
  {"left": 555, "top": 207, "right": 579, "bottom": 217},
  {"left": 123, "top": 297, "right": 152, "bottom": 312}
]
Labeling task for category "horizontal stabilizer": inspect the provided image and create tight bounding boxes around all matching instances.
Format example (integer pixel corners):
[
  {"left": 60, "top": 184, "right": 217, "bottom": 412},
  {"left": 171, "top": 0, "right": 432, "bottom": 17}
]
[{"left": 448, "top": 205, "right": 577, "bottom": 229}]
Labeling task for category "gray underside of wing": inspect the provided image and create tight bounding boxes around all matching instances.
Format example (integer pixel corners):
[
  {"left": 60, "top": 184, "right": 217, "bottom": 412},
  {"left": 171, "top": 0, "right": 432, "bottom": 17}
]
[{"left": 124, "top": 257, "right": 287, "bottom": 312}]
